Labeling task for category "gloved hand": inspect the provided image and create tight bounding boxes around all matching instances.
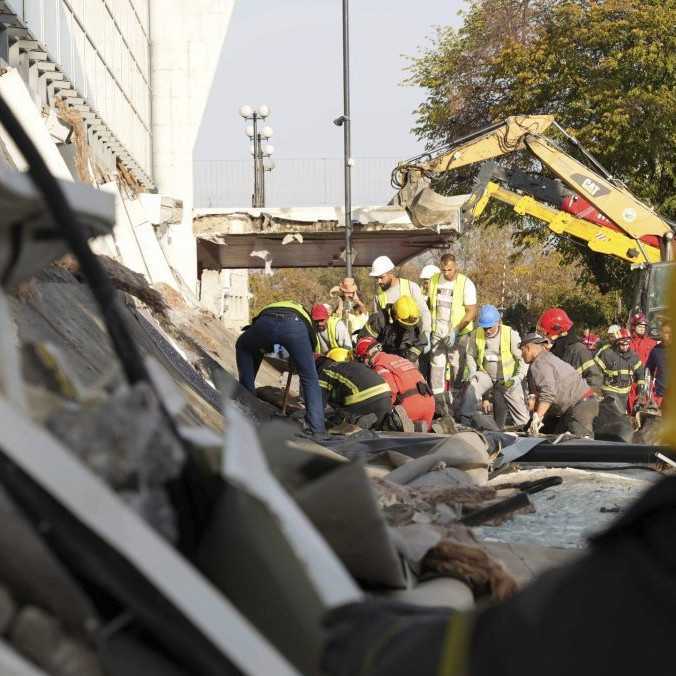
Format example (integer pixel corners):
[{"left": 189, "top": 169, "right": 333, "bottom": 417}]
[
  {"left": 481, "top": 399, "right": 493, "bottom": 415},
  {"left": 322, "top": 600, "right": 455, "bottom": 676},
  {"left": 442, "top": 329, "right": 457, "bottom": 350},
  {"left": 502, "top": 377, "right": 520, "bottom": 390},
  {"left": 528, "top": 412, "right": 544, "bottom": 436}
]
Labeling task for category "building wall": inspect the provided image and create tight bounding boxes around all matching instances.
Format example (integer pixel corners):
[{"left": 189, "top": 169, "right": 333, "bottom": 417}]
[
  {"left": 5, "top": 0, "right": 153, "bottom": 179},
  {"left": 149, "top": 0, "right": 235, "bottom": 294}
]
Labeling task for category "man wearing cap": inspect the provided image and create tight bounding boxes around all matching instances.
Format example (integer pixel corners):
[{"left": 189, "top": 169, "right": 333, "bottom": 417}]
[
  {"left": 369, "top": 255, "right": 431, "bottom": 335},
  {"left": 520, "top": 332, "right": 599, "bottom": 437},
  {"left": 329, "top": 277, "right": 369, "bottom": 340},
  {"left": 426, "top": 253, "right": 478, "bottom": 412},
  {"left": 311, "top": 303, "right": 352, "bottom": 354},
  {"left": 419, "top": 264, "right": 440, "bottom": 298},
  {"left": 459, "top": 304, "right": 529, "bottom": 429}
]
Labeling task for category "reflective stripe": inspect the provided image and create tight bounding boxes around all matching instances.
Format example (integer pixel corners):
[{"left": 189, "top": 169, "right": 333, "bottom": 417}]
[
  {"left": 438, "top": 612, "right": 473, "bottom": 676},
  {"left": 318, "top": 379, "right": 330, "bottom": 390},
  {"left": 428, "top": 272, "right": 473, "bottom": 335},
  {"left": 377, "top": 278, "right": 411, "bottom": 309},
  {"left": 345, "top": 382, "right": 391, "bottom": 405},
  {"left": 475, "top": 325, "right": 515, "bottom": 378},
  {"left": 602, "top": 384, "right": 631, "bottom": 394},
  {"left": 580, "top": 359, "right": 596, "bottom": 372},
  {"left": 364, "top": 321, "right": 378, "bottom": 337},
  {"left": 408, "top": 346, "right": 422, "bottom": 355}
]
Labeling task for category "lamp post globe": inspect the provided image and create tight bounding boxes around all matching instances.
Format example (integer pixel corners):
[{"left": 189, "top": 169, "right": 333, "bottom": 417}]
[
  {"left": 258, "top": 104, "right": 270, "bottom": 118},
  {"left": 239, "top": 104, "right": 253, "bottom": 119},
  {"left": 262, "top": 126, "right": 274, "bottom": 139}
]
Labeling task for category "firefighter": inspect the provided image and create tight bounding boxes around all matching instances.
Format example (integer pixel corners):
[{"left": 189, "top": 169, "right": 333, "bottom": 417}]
[
  {"left": 521, "top": 332, "right": 598, "bottom": 437},
  {"left": 369, "top": 255, "right": 431, "bottom": 335},
  {"left": 311, "top": 303, "right": 352, "bottom": 354},
  {"left": 595, "top": 327, "right": 646, "bottom": 416},
  {"left": 236, "top": 300, "right": 325, "bottom": 435},
  {"left": 628, "top": 311, "right": 657, "bottom": 364},
  {"left": 646, "top": 321, "right": 670, "bottom": 408},
  {"left": 359, "top": 296, "right": 427, "bottom": 365},
  {"left": 426, "top": 253, "right": 478, "bottom": 411},
  {"left": 355, "top": 337, "right": 435, "bottom": 431},
  {"left": 315, "top": 348, "right": 392, "bottom": 429},
  {"left": 537, "top": 307, "right": 602, "bottom": 392},
  {"left": 459, "top": 304, "right": 529, "bottom": 429}
]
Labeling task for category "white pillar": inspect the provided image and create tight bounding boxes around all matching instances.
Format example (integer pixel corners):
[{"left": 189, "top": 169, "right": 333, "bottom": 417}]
[{"left": 149, "top": 0, "right": 235, "bottom": 293}]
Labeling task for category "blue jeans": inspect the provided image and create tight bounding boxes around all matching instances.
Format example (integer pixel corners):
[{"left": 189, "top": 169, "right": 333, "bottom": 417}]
[{"left": 236, "top": 312, "right": 326, "bottom": 434}]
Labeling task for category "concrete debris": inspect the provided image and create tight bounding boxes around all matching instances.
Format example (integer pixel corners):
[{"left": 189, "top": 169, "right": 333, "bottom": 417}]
[{"left": 45, "top": 383, "right": 185, "bottom": 542}]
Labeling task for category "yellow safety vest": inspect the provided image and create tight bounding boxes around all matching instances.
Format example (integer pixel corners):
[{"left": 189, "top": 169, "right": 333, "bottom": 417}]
[
  {"left": 376, "top": 278, "right": 412, "bottom": 309},
  {"left": 475, "top": 325, "right": 517, "bottom": 379},
  {"left": 428, "top": 272, "right": 474, "bottom": 335},
  {"left": 326, "top": 316, "right": 341, "bottom": 349},
  {"left": 257, "top": 301, "right": 320, "bottom": 351}
]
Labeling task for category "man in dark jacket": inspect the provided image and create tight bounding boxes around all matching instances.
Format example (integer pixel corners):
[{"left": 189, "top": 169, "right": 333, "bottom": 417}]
[
  {"left": 316, "top": 350, "right": 392, "bottom": 429},
  {"left": 537, "top": 307, "right": 602, "bottom": 392},
  {"left": 595, "top": 328, "right": 646, "bottom": 416},
  {"left": 359, "top": 296, "right": 427, "bottom": 365},
  {"left": 646, "top": 321, "right": 670, "bottom": 408}
]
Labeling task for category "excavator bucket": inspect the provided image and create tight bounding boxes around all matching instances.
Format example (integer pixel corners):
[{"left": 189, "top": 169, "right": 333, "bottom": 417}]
[{"left": 390, "top": 167, "right": 469, "bottom": 229}]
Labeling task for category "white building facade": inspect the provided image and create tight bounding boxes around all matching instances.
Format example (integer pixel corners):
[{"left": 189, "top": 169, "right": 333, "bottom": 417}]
[{"left": 0, "top": 0, "right": 248, "bottom": 328}]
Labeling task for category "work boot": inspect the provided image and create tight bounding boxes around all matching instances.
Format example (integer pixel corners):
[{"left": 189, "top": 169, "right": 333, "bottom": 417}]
[
  {"left": 393, "top": 405, "right": 415, "bottom": 433},
  {"left": 433, "top": 392, "right": 452, "bottom": 419}
]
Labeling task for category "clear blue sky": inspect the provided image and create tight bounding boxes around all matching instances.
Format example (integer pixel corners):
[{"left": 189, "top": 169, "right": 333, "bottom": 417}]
[{"left": 193, "top": 0, "right": 465, "bottom": 206}]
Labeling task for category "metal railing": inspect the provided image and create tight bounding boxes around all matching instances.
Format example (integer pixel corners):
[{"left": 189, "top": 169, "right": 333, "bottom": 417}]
[{"left": 193, "top": 157, "right": 400, "bottom": 208}]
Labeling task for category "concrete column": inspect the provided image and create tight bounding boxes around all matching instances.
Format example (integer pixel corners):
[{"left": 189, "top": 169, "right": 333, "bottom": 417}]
[{"left": 149, "top": 0, "right": 235, "bottom": 293}]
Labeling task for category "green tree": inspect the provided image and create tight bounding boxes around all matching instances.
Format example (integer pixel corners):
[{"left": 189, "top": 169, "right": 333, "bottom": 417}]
[{"left": 408, "top": 0, "right": 676, "bottom": 295}]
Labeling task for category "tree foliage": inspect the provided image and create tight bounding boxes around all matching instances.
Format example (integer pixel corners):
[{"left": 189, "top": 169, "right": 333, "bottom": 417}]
[{"left": 407, "top": 0, "right": 676, "bottom": 294}]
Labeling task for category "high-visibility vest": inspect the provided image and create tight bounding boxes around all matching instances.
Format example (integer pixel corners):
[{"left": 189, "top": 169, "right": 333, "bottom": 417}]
[
  {"left": 475, "top": 324, "right": 517, "bottom": 379},
  {"left": 376, "top": 278, "right": 412, "bottom": 309},
  {"left": 326, "top": 316, "right": 341, "bottom": 349},
  {"left": 256, "top": 301, "right": 320, "bottom": 351},
  {"left": 428, "top": 272, "right": 474, "bottom": 335}
]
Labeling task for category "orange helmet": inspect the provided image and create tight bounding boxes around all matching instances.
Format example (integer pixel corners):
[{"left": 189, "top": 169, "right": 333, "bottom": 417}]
[{"left": 537, "top": 308, "right": 573, "bottom": 337}]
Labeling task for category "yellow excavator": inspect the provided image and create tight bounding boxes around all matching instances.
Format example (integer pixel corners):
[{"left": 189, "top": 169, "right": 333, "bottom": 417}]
[{"left": 392, "top": 115, "right": 675, "bottom": 325}]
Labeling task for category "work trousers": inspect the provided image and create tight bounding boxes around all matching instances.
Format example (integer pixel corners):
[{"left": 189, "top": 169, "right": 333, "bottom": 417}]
[
  {"left": 459, "top": 371, "right": 530, "bottom": 427},
  {"left": 338, "top": 394, "right": 392, "bottom": 430},
  {"left": 236, "top": 312, "right": 326, "bottom": 434},
  {"left": 429, "top": 333, "right": 469, "bottom": 396},
  {"left": 555, "top": 397, "right": 599, "bottom": 438}
]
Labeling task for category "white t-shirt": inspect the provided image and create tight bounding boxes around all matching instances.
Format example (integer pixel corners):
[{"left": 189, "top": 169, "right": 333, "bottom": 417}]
[{"left": 435, "top": 276, "right": 477, "bottom": 326}]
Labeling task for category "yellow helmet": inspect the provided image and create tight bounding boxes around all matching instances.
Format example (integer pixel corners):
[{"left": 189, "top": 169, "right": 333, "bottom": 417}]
[
  {"left": 392, "top": 296, "right": 420, "bottom": 327},
  {"left": 326, "top": 347, "right": 352, "bottom": 362}
]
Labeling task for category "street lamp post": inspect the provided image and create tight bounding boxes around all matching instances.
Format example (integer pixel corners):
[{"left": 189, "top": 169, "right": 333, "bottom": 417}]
[{"left": 239, "top": 105, "right": 275, "bottom": 208}]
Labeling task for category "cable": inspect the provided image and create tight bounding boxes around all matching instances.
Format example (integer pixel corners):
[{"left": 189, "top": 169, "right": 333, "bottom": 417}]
[{"left": 0, "top": 93, "right": 149, "bottom": 386}]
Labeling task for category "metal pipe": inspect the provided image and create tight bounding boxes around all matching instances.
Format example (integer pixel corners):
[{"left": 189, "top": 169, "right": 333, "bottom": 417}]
[
  {"left": 341, "top": 0, "right": 353, "bottom": 276},
  {"left": 252, "top": 113, "right": 260, "bottom": 207}
]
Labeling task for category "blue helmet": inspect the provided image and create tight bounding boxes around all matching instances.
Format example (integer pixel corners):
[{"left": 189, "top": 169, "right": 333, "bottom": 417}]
[{"left": 477, "top": 304, "right": 501, "bottom": 329}]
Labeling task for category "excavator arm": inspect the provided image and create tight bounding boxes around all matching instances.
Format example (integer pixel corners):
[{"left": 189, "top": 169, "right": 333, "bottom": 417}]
[
  {"left": 466, "top": 180, "right": 662, "bottom": 265},
  {"left": 394, "top": 115, "right": 673, "bottom": 255}
]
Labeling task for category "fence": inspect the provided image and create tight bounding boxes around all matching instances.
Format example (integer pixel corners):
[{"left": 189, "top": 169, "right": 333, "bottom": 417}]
[{"left": 193, "top": 157, "right": 401, "bottom": 208}]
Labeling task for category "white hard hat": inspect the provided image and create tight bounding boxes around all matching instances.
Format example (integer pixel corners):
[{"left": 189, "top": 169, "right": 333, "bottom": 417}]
[
  {"left": 607, "top": 324, "right": 621, "bottom": 338},
  {"left": 419, "top": 264, "right": 440, "bottom": 280},
  {"left": 369, "top": 255, "right": 395, "bottom": 277}
]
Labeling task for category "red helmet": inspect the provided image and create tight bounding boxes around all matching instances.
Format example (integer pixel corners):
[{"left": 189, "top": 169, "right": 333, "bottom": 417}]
[
  {"left": 537, "top": 308, "right": 573, "bottom": 337},
  {"left": 630, "top": 311, "right": 647, "bottom": 326},
  {"left": 311, "top": 303, "right": 330, "bottom": 321},
  {"left": 355, "top": 337, "right": 379, "bottom": 359},
  {"left": 614, "top": 327, "right": 631, "bottom": 342}
]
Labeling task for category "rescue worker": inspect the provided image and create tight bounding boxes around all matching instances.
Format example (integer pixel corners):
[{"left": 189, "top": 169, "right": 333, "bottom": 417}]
[
  {"left": 329, "top": 277, "right": 369, "bottom": 339},
  {"left": 418, "top": 263, "right": 440, "bottom": 297},
  {"left": 360, "top": 296, "right": 427, "bottom": 364},
  {"left": 459, "top": 304, "right": 529, "bottom": 429},
  {"left": 311, "top": 303, "right": 352, "bottom": 354},
  {"left": 537, "top": 307, "right": 602, "bottom": 392},
  {"left": 629, "top": 311, "right": 657, "bottom": 364},
  {"left": 646, "top": 321, "right": 670, "bottom": 408},
  {"left": 595, "top": 328, "right": 646, "bottom": 415},
  {"left": 369, "top": 255, "right": 431, "bottom": 335},
  {"left": 627, "top": 312, "right": 657, "bottom": 412},
  {"left": 426, "top": 253, "right": 478, "bottom": 411},
  {"left": 521, "top": 332, "right": 598, "bottom": 437},
  {"left": 236, "top": 300, "right": 325, "bottom": 435},
  {"left": 355, "top": 337, "right": 435, "bottom": 432},
  {"left": 316, "top": 348, "right": 392, "bottom": 429},
  {"left": 581, "top": 326, "right": 600, "bottom": 352}
]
